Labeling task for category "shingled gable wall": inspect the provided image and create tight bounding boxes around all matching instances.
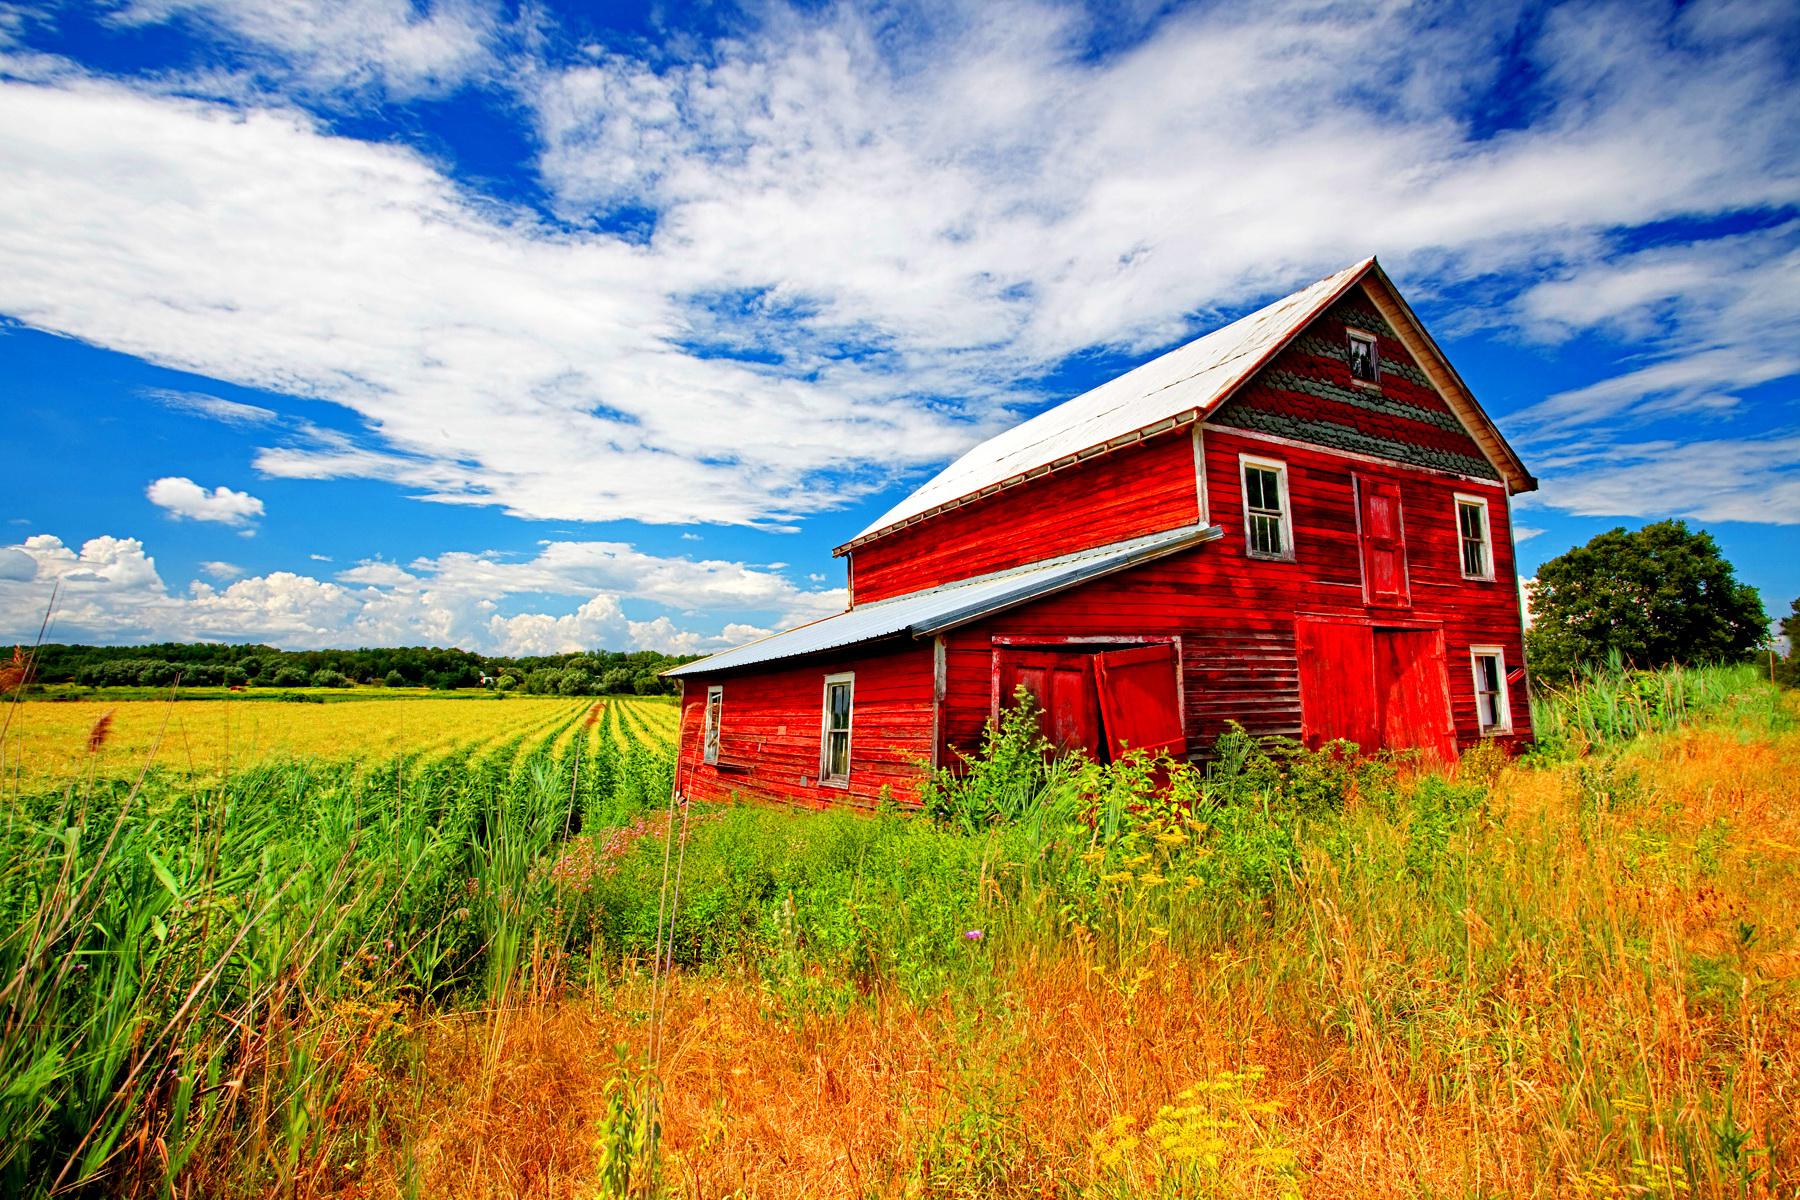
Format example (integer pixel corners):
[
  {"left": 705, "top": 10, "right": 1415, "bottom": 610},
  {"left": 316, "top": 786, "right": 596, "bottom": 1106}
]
[{"left": 1207, "top": 283, "right": 1501, "bottom": 480}]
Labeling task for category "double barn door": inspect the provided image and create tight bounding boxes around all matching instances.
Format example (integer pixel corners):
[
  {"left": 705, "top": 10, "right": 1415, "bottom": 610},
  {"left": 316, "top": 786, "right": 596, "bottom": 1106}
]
[
  {"left": 995, "top": 642, "right": 1184, "bottom": 762},
  {"left": 1296, "top": 618, "right": 1456, "bottom": 760}
]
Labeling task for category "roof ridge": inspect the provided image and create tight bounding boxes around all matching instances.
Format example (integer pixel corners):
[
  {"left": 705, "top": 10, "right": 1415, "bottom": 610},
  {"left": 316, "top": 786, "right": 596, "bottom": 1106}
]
[{"left": 837, "top": 258, "right": 1374, "bottom": 553}]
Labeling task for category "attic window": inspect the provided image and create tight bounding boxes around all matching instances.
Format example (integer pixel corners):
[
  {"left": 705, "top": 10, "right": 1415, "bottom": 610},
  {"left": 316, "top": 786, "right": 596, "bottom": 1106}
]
[{"left": 1347, "top": 330, "right": 1379, "bottom": 384}]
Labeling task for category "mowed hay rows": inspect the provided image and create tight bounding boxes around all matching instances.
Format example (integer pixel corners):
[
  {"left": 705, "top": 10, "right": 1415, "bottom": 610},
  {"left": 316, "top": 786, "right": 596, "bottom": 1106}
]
[{"left": 0, "top": 695, "right": 588, "bottom": 784}]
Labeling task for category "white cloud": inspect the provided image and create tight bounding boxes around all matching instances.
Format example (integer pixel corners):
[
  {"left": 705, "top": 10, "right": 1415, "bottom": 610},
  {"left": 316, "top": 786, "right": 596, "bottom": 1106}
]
[
  {"left": 308, "top": 552, "right": 332, "bottom": 561},
  {"left": 1, "top": 1, "right": 1796, "bottom": 535},
  {"left": 107, "top": 0, "right": 503, "bottom": 98},
  {"left": 146, "top": 476, "right": 266, "bottom": 525},
  {"left": 0, "top": 531, "right": 844, "bottom": 652},
  {"left": 150, "top": 388, "right": 279, "bottom": 426},
  {"left": 1508, "top": 225, "right": 1800, "bottom": 437},
  {"left": 336, "top": 560, "right": 416, "bottom": 586},
  {"left": 1534, "top": 435, "right": 1800, "bottom": 526},
  {"left": 198, "top": 559, "right": 244, "bottom": 580}
]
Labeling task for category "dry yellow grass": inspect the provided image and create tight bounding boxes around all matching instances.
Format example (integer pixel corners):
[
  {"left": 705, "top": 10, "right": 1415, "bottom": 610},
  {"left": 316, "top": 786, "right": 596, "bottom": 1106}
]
[
  {"left": 0, "top": 695, "right": 588, "bottom": 783},
  {"left": 337, "top": 710, "right": 1800, "bottom": 1199}
]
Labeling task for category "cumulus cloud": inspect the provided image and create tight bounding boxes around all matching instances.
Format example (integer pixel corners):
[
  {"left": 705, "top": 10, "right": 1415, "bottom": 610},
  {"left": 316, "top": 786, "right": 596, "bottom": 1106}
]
[
  {"left": 0, "top": 1, "right": 1795, "bottom": 535},
  {"left": 198, "top": 559, "right": 244, "bottom": 580},
  {"left": 0, "top": 531, "right": 844, "bottom": 653},
  {"left": 146, "top": 477, "right": 266, "bottom": 525}
]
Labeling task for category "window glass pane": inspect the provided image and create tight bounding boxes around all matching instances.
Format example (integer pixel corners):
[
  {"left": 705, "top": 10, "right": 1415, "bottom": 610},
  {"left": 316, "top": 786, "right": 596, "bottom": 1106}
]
[
  {"left": 828, "top": 682, "right": 851, "bottom": 730},
  {"left": 826, "top": 731, "right": 848, "bottom": 777}
]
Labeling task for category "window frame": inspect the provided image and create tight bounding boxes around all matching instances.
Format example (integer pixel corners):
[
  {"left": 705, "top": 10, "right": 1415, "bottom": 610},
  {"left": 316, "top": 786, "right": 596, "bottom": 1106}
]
[
  {"left": 819, "top": 671, "right": 855, "bottom": 787},
  {"left": 1238, "top": 453, "right": 1295, "bottom": 562},
  {"left": 702, "top": 684, "right": 723, "bottom": 765},
  {"left": 1455, "top": 493, "right": 1495, "bottom": 582},
  {"left": 1346, "top": 328, "right": 1380, "bottom": 386},
  {"left": 1469, "top": 646, "right": 1512, "bottom": 736}
]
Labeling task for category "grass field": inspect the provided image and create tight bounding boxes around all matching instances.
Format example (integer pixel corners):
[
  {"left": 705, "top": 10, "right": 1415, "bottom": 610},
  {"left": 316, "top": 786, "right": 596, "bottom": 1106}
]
[{"left": 0, "top": 670, "right": 1794, "bottom": 1198}]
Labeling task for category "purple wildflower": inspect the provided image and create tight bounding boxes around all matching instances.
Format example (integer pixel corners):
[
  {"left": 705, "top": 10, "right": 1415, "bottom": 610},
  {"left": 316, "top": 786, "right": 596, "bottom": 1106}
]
[{"left": 964, "top": 929, "right": 984, "bottom": 941}]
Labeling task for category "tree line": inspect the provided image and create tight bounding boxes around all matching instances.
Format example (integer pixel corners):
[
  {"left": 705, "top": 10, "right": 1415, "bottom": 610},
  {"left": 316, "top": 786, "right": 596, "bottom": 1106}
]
[{"left": 25, "top": 643, "right": 698, "bottom": 695}]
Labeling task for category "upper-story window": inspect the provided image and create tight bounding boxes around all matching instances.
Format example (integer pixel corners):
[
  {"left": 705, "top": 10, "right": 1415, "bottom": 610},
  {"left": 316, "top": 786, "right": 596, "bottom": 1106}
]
[
  {"left": 1456, "top": 495, "right": 1494, "bottom": 580},
  {"left": 1470, "top": 647, "right": 1511, "bottom": 734},
  {"left": 820, "top": 672, "right": 854, "bottom": 786},
  {"left": 1239, "top": 454, "right": 1294, "bottom": 561},
  {"left": 1347, "top": 330, "right": 1379, "bottom": 384},
  {"left": 703, "top": 685, "right": 723, "bottom": 764}
]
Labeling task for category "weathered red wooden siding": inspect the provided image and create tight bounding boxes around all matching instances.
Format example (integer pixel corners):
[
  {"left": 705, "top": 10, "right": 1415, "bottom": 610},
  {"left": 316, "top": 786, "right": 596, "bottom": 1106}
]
[
  {"left": 846, "top": 429, "right": 1201, "bottom": 604},
  {"left": 675, "top": 640, "right": 935, "bottom": 808},
  {"left": 937, "top": 428, "right": 1530, "bottom": 763}
]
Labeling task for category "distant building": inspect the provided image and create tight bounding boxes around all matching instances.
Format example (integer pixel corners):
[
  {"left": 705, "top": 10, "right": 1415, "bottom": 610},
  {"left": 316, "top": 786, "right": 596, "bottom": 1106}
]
[{"left": 667, "top": 258, "right": 1537, "bottom": 808}]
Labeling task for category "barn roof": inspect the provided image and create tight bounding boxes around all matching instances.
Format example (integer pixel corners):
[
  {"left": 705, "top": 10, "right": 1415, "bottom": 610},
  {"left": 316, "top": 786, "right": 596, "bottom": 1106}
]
[
  {"left": 838, "top": 257, "right": 1532, "bottom": 553},
  {"left": 665, "top": 522, "right": 1222, "bottom": 678}
]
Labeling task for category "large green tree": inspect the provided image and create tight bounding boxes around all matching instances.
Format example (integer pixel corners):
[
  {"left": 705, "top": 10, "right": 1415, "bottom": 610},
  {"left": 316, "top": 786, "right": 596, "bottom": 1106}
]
[{"left": 1526, "top": 519, "right": 1766, "bottom": 679}]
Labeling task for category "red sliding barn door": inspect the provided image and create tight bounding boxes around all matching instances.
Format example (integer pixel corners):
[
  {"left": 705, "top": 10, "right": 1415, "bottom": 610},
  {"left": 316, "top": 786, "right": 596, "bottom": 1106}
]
[
  {"left": 1094, "top": 643, "right": 1185, "bottom": 759},
  {"left": 996, "top": 649, "right": 1103, "bottom": 758},
  {"left": 1357, "top": 476, "right": 1411, "bottom": 607},
  {"left": 1296, "top": 618, "right": 1379, "bottom": 751}
]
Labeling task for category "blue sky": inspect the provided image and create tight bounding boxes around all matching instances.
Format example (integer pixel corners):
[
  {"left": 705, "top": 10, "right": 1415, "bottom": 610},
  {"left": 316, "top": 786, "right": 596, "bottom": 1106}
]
[{"left": 0, "top": 0, "right": 1795, "bottom": 655}]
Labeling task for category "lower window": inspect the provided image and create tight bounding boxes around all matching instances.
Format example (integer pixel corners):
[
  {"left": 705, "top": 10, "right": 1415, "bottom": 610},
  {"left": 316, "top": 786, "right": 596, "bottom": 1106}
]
[
  {"left": 820, "top": 672, "right": 854, "bottom": 785},
  {"left": 703, "top": 685, "right": 722, "bottom": 765},
  {"left": 1469, "top": 647, "right": 1511, "bottom": 734}
]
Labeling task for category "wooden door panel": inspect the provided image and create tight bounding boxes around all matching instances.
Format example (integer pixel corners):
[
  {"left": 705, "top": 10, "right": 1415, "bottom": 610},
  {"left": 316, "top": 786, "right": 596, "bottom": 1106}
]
[
  {"left": 1295, "top": 618, "right": 1378, "bottom": 751},
  {"left": 1094, "top": 643, "right": 1185, "bottom": 759},
  {"left": 1358, "top": 477, "right": 1411, "bottom": 607},
  {"left": 1372, "top": 628, "right": 1456, "bottom": 762},
  {"left": 996, "top": 649, "right": 1103, "bottom": 759}
]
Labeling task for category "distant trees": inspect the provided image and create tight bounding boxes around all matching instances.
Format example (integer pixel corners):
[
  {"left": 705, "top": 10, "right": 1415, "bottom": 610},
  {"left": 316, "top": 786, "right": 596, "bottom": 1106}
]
[
  {"left": 1527, "top": 520, "right": 1767, "bottom": 679},
  {"left": 31, "top": 641, "right": 699, "bottom": 693}
]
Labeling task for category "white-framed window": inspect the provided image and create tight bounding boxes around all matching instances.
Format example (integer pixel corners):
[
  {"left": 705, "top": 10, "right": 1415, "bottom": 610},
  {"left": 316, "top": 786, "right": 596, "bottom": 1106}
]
[
  {"left": 1456, "top": 494, "right": 1494, "bottom": 581},
  {"left": 1239, "top": 454, "right": 1294, "bottom": 561},
  {"left": 820, "top": 672, "right": 854, "bottom": 786},
  {"left": 1347, "top": 329, "right": 1379, "bottom": 384},
  {"left": 702, "top": 685, "right": 723, "bottom": 765},
  {"left": 1470, "top": 647, "right": 1511, "bottom": 735}
]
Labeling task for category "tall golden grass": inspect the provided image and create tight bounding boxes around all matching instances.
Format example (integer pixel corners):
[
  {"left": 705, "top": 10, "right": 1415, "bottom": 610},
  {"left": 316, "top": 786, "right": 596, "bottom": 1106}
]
[{"left": 352, "top": 707, "right": 1799, "bottom": 1199}]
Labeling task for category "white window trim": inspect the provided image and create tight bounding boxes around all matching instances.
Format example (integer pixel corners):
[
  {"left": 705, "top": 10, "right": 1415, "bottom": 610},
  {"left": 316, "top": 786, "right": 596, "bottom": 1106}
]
[
  {"left": 1455, "top": 493, "right": 1495, "bottom": 582},
  {"left": 1346, "top": 327, "right": 1380, "bottom": 387},
  {"left": 702, "top": 684, "right": 722, "bottom": 765},
  {"left": 1469, "top": 646, "right": 1512, "bottom": 735},
  {"left": 1238, "top": 453, "right": 1295, "bottom": 562},
  {"left": 819, "top": 671, "right": 855, "bottom": 787}
]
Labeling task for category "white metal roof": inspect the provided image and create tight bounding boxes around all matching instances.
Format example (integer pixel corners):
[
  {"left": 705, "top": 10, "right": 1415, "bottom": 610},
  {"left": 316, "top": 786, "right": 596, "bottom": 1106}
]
[
  {"left": 844, "top": 259, "right": 1375, "bottom": 548},
  {"left": 666, "top": 522, "right": 1222, "bottom": 677}
]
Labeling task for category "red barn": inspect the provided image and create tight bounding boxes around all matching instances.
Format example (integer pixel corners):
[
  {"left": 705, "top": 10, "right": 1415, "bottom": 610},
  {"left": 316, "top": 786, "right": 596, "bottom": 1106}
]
[{"left": 667, "top": 258, "right": 1536, "bottom": 807}]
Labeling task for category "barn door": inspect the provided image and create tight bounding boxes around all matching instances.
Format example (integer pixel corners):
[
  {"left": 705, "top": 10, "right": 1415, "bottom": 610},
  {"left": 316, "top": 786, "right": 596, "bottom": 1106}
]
[
  {"left": 995, "top": 649, "right": 1104, "bottom": 758},
  {"left": 1357, "top": 476, "right": 1411, "bottom": 607},
  {"left": 1295, "top": 617, "right": 1379, "bottom": 751},
  {"left": 1094, "top": 643, "right": 1185, "bottom": 759},
  {"left": 1372, "top": 628, "right": 1456, "bottom": 761}
]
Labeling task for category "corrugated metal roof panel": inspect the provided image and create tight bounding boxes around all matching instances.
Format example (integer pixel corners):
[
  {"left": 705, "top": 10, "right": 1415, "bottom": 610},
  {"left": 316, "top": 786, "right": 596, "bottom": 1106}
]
[
  {"left": 666, "top": 523, "right": 1222, "bottom": 677},
  {"left": 844, "top": 260, "right": 1373, "bottom": 547}
]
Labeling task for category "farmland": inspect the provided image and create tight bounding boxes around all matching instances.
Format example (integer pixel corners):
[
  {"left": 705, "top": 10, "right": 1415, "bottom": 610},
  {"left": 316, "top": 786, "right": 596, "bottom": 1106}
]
[
  {"left": 0, "top": 693, "right": 671, "bottom": 785},
  {"left": 1, "top": 670, "right": 1797, "bottom": 1198}
]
